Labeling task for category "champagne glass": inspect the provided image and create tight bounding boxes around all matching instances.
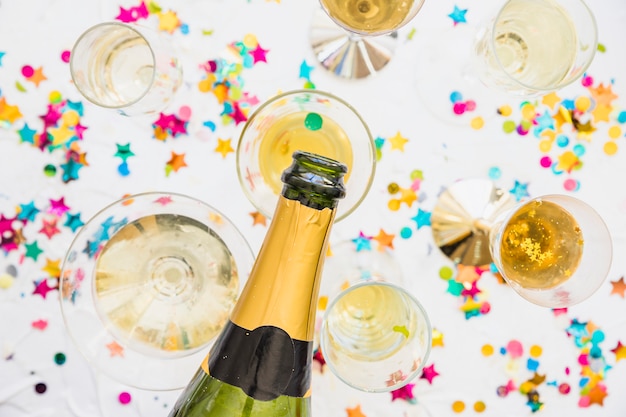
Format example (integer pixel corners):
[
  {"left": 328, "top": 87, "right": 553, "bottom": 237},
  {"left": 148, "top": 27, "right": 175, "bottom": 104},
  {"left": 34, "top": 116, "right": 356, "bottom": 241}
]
[
  {"left": 70, "top": 21, "right": 183, "bottom": 116},
  {"left": 318, "top": 240, "right": 432, "bottom": 392},
  {"left": 431, "top": 178, "right": 612, "bottom": 308},
  {"left": 236, "top": 89, "right": 375, "bottom": 222},
  {"left": 59, "top": 192, "right": 255, "bottom": 391},
  {"left": 414, "top": 0, "right": 597, "bottom": 124},
  {"left": 311, "top": 0, "right": 426, "bottom": 79}
]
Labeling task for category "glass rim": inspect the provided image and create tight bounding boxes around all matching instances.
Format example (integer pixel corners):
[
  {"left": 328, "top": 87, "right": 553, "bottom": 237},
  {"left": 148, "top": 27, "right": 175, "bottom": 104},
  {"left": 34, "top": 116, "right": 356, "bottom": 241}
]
[
  {"left": 320, "top": 280, "right": 433, "bottom": 393},
  {"left": 69, "top": 21, "right": 157, "bottom": 110},
  {"left": 489, "top": 0, "right": 598, "bottom": 94},
  {"left": 235, "top": 88, "right": 376, "bottom": 222}
]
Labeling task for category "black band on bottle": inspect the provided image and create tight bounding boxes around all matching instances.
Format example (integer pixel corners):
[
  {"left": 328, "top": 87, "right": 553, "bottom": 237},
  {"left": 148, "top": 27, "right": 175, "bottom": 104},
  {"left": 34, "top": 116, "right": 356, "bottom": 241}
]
[{"left": 207, "top": 321, "right": 312, "bottom": 402}]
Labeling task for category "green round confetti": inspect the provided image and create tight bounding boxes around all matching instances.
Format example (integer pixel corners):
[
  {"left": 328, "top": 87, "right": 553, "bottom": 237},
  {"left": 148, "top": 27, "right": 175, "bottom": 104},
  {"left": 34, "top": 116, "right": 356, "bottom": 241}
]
[
  {"left": 400, "top": 227, "right": 413, "bottom": 239},
  {"left": 410, "top": 169, "right": 424, "bottom": 180},
  {"left": 44, "top": 164, "right": 57, "bottom": 177},
  {"left": 520, "top": 119, "right": 533, "bottom": 130},
  {"left": 304, "top": 112, "right": 323, "bottom": 131},
  {"left": 54, "top": 352, "right": 66, "bottom": 365},
  {"left": 439, "top": 266, "right": 454, "bottom": 280},
  {"left": 502, "top": 120, "right": 516, "bottom": 133}
]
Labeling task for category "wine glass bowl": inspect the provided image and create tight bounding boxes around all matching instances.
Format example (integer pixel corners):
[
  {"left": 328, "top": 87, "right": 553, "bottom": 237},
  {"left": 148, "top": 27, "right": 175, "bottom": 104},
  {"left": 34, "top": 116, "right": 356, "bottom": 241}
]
[
  {"left": 70, "top": 21, "right": 183, "bottom": 116},
  {"left": 489, "top": 194, "right": 612, "bottom": 308},
  {"left": 318, "top": 240, "right": 432, "bottom": 392},
  {"left": 59, "top": 192, "right": 255, "bottom": 390},
  {"left": 236, "top": 89, "right": 375, "bottom": 222},
  {"left": 431, "top": 179, "right": 612, "bottom": 308}
]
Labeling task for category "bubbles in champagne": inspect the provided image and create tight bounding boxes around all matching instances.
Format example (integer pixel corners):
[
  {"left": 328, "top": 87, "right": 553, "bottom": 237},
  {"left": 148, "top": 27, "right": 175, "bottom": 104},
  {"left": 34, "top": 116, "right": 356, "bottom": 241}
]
[
  {"left": 94, "top": 214, "right": 239, "bottom": 357},
  {"left": 321, "top": 0, "right": 415, "bottom": 34}
]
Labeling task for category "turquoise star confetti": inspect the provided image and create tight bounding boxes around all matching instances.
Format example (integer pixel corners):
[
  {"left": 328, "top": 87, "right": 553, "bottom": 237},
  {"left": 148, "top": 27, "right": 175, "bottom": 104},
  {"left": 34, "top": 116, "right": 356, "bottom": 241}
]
[
  {"left": 351, "top": 232, "right": 372, "bottom": 252},
  {"left": 411, "top": 208, "right": 431, "bottom": 229},
  {"left": 0, "top": 52, "right": 5, "bottom": 66},
  {"left": 448, "top": 5, "right": 468, "bottom": 25},
  {"left": 18, "top": 123, "right": 37, "bottom": 144},
  {"left": 17, "top": 201, "right": 40, "bottom": 222},
  {"left": 509, "top": 180, "right": 530, "bottom": 201},
  {"left": 64, "top": 212, "right": 85, "bottom": 233}
]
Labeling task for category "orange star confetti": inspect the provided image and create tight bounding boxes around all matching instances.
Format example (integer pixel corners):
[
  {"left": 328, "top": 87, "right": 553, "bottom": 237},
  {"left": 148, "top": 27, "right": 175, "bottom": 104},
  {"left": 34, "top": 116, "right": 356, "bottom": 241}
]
[
  {"left": 588, "top": 83, "right": 618, "bottom": 107},
  {"left": 372, "top": 229, "right": 394, "bottom": 250},
  {"left": 611, "top": 341, "right": 626, "bottom": 362},
  {"left": 587, "top": 384, "right": 608, "bottom": 406},
  {"left": 388, "top": 131, "right": 409, "bottom": 151},
  {"left": 165, "top": 151, "right": 187, "bottom": 176},
  {"left": 609, "top": 276, "right": 626, "bottom": 298},
  {"left": 106, "top": 341, "right": 124, "bottom": 357},
  {"left": 250, "top": 211, "right": 266, "bottom": 226},
  {"left": 345, "top": 404, "right": 367, "bottom": 417},
  {"left": 215, "top": 138, "right": 234, "bottom": 158},
  {"left": 0, "top": 97, "right": 23, "bottom": 123},
  {"left": 27, "top": 66, "right": 47, "bottom": 87}
]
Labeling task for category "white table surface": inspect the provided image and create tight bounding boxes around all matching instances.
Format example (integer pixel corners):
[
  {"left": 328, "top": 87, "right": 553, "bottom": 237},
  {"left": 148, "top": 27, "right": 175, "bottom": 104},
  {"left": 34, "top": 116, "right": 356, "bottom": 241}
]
[{"left": 1, "top": 0, "right": 625, "bottom": 416}]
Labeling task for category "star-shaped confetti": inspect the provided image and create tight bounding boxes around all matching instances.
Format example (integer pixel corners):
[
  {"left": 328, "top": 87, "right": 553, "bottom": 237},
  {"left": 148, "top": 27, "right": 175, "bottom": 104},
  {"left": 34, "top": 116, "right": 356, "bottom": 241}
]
[
  {"left": 611, "top": 341, "right": 626, "bottom": 362},
  {"left": 388, "top": 131, "right": 409, "bottom": 151},
  {"left": 372, "top": 229, "right": 394, "bottom": 250},
  {"left": 165, "top": 152, "right": 187, "bottom": 176},
  {"left": 106, "top": 341, "right": 124, "bottom": 357},
  {"left": 509, "top": 180, "right": 530, "bottom": 201},
  {"left": 609, "top": 276, "right": 626, "bottom": 298},
  {"left": 250, "top": 211, "right": 266, "bottom": 226},
  {"left": 24, "top": 241, "right": 44, "bottom": 261},
  {"left": 33, "top": 279, "right": 57, "bottom": 298},
  {"left": 390, "top": 383, "right": 416, "bottom": 402},
  {"left": 420, "top": 363, "right": 439, "bottom": 384},
  {"left": 345, "top": 404, "right": 367, "bottom": 417},
  {"left": 411, "top": 208, "right": 431, "bottom": 229},
  {"left": 448, "top": 5, "right": 468, "bottom": 25},
  {"left": 215, "top": 138, "right": 234, "bottom": 158},
  {"left": 352, "top": 232, "right": 372, "bottom": 252}
]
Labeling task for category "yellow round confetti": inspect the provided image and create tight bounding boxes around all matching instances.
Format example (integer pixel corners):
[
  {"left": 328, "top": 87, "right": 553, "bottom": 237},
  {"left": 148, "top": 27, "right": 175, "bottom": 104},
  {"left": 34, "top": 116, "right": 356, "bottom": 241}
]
[
  {"left": 470, "top": 116, "right": 484, "bottom": 130},
  {"left": 242, "top": 33, "right": 258, "bottom": 48},
  {"left": 198, "top": 79, "right": 212, "bottom": 93},
  {"left": 604, "top": 141, "right": 618, "bottom": 155},
  {"left": 608, "top": 125, "right": 622, "bottom": 139},
  {"left": 498, "top": 105, "right": 512, "bottom": 117},
  {"left": 0, "top": 273, "right": 14, "bottom": 289},
  {"left": 61, "top": 110, "right": 80, "bottom": 127},
  {"left": 387, "top": 182, "right": 400, "bottom": 194},
  {"left": 481, "top": 344, "right": 494, "bottom": 357},
  {"left": 452, "top": 401, "right": 465, "bottom": 413},
  {"left": 574, "top": 96, "right": 591, "bottom": 112},
  {"left": 538, "top": 139, "right": 552, "bottom": 153},
  {"left": 387, "top": 199, "right": 401, "bottom": 211},
  {"left": 317, "top": 295, "right": 328, "bottom": 311},
  {"left": 521, "top": 103, "right": 535, "bottom": 120},
  {"left": 519, "top": 381, "right": 535, "bottom": 394},
  {"left": 529, "top": 345, "right": 543, "bottom": 358},
  {"left": 473, "top": 401, "right": 486, "bottom": 413},
  {"left": 49, "top": 90, "right": 62, "bottom": 103}
]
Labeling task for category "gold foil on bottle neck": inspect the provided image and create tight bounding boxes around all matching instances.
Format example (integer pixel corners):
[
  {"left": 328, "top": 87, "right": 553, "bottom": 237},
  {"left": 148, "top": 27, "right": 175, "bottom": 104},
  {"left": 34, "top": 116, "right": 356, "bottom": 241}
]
[{"left": 230, "top": 196, "right": 335, "bottom": 342}]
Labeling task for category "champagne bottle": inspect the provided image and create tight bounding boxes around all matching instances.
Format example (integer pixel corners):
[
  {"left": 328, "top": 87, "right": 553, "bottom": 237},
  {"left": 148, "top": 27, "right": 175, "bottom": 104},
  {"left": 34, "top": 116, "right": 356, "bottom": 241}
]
[{"left": 169, "top": 151, "right": 347, "bottom": 417}]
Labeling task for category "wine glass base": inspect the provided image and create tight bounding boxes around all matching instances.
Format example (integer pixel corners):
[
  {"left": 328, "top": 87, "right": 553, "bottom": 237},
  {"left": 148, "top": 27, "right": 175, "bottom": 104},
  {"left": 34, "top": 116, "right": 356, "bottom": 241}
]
[
  {"left": 431, "top": 178, "right": 516, "bottom": 266},
  {"left": 310, "top": 8, "right": 397, "bottom": 79}
]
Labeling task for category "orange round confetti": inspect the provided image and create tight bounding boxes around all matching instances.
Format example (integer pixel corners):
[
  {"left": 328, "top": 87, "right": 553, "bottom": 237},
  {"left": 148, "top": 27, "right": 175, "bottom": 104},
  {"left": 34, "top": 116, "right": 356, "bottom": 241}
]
[
  {"left": 470, "top": 116, "right": 484, "bottom": 130},
  {"left": 608, "top": 125, "right": 621, "bottom": 139},
  {"left": 604, "top": 141, "right": 618, "bottom": 155},
  {"left": 529, "top": 345, "right": 543, "bottom": 358},
  {"left": 473, "top": 401, "right": 486, "bottom": 412},
  {"left": 452, "top": 401, "right": 465, "bottom": 413},
  {"left": 481, "top": 344, "right": 494, "bottom": 356},
  {"left": 387, "top": 199, "right": 401, "bottom": 211}
]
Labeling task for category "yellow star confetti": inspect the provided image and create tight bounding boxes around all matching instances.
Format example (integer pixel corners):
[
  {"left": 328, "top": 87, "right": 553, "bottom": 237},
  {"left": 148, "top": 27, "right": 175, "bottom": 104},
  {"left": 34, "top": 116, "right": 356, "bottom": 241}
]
[
  {"left": 541, "top": 92, "right": 561, "bottom": 109},
  {"left": 215, "top": 138, "right": 234, "bottom": 158},
  {"left": 388, "top": 131, "right": 409, "bottom": 151},
  {"left": 158, "top": 10, "right": 181, "bottom": 33}
]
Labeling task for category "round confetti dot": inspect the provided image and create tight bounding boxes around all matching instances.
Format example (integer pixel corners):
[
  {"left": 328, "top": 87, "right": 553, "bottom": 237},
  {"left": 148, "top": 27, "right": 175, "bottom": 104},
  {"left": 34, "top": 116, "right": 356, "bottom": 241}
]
[
  {"left": 481, "top": 344, "right": 494, "bottom": 357},
  {"left": 243, "top": 33, "right": 258, "bottom": 48},
  {"left": 44, "top": 164, "right": 57, "bottom": 177},
  {"left": 449, "top": 91, "right": 463, "bottom": 103},
  {"left": 180, "top": 24, "right": 189, "bottom": 35},
  {"left": 451, "top": 400, "right": 465, "bottom": 413},
  {"left": 229, "top": 86, "right": 243, "bottom": 100},
  {"left": 539, "top": 156, "right": 552, "bottom": 168},
  {"left": 198, "top": 78, "right": 212, "bottom": 93},
  {"left": 558, "top": 382, "right": 571, "bottom": 394},
  {"left": 400, "top": 227, "right": 413, "bottom": 239},
  {"left": 61, "top": 50, "right": 71, "bottom": 63},
  {"left": 0, "top": 273, "right": 14, "bottom": 289},
  {"left": 387, "top": 199, "right": 401, "bottom": 211},
  {"left": 465, "top": 100, "right": 476, "bottom": 111},
  {"left": 516, "top": 126, "right": 529, "bottom": 136},
  {"left": 581, "top": 75, "right": 593, "bottom": 87},
  {"left": 6, "top": 265, "right": 17, "bottom": 277},
  {"left": 21, "top": 65, "right": 34, "bottom": 78},
  {"left": 502, "top": 120, "right": 516, "bottom": 133},
  {"left": 538, "top": 139, "right": 552, "bottom": 153},
  {"left": 604, "top": 141, "right": 619, "bottom": 155},
  {"left": 496, "top": 385, "right": 509, "bottom": 397},
  {"left": 574, "top": 96, "right": 591, "bottom": 112},
  {"left": 410, "top": 178, "right": 421, "bottom": 191},
  {"left": 473, "top": 401, "right": 486, "bottom": 413},
  {"left": 578, "top": 396, "right": 591, "bottom": 407},
  {"left": 54, "top": 352, "right": 66, "bottom": 365},
  {"left": 387, "top": 182, "right": 400, "bottom": 194},
  {"left": 506, "top": 340, "right": 523, "bottom": 358},
  {"left": 318, "top": 295, "right": 328, "bottom": 311},
  {"left": 563, "top": 178, "right": 579, "bottom": 192},
  {"left": 498, "top": 105, "right": 513, "bottom": 117},
  {"left": 178, "top": 105, "right": 192, "bottom": 121},
  {"left": 61, "top": 110, "right": 80, "bottom": 127},
  {"left": 591, "top": 330, "right": 605, "bottom": 344},
  {"left": 572, "top": 143, "right": 585, "bottom": 157},
  {"left": 556, "top": 134, "right": 569, "bottom": 147},
  {"left": 608, "top": 125, "right": 622, "bottom": 139},
  {"left": 521, "top": 103, "right": 536, "bottom": 120},
  {"left": 551, "top": 162, "right": 564, "bottom": 175},
  {"left": 49, "top": 91, "right": 63, "bottom": 103},
  {"left": 304, "top": 112, "right": 323, "bottom": 131},
  {"left": 487, "top": 166, "right": 501, "bottom": 180},
  {"left": 118, "top": 162, "right": 130, "bottom": 176},
  {"left": 618, "top": 111, "right": 626, "bottom": 124},
  {"left": 35, "top": 383, "right": 47, "bottom": 394},
  {"left": 118, "top": 391, "right": 132, "bottom": 405},
  {"left": 439, "top": 266, "right": 454, "bottom": 280},
  {"left": 452, "top": 102, "right": 466, "bottom": 115},
  {"left": 479, "top": 302, "right": 491, "bottom": 314},
  {"left": 529, "top": 345, "right": 542, "bottom": 358},
  {"left": 470, "top": 116, "right": 484, "bottom": 130},
  {"left": 410, "top": 169, "right": 423, "bottom": 181}
]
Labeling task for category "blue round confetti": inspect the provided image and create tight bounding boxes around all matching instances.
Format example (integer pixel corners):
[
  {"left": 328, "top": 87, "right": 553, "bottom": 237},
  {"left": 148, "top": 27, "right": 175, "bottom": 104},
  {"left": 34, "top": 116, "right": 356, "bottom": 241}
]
[
  {"left": 180, "top": 23, "right": 189, "bottom": 35},
  {"left": 591, "top": 330, "right": 605, "bottom": 344},
  {"left": 589, "top": 345, "right": 602, "bottom": 359},
  {"left": 572, "top": 144, "right": 585, "bottom": 157},
  {"left": 400, "top": 227, "right": 413, "bottom": 239},
  {"left": 618, "top": 111, "right": 626, "bottom": 124},
  {"left": 556, "top": 135, "right": 569, "bottom": 147},
  {"left": 242, "top": 54, "right": 254, "bottom": 69},
  {"left": 488, "top": 166, "right": 502, "bottom": 180},
  {"left": 449, "top": 91, "right": 463, "bottom": 103},
  {"left": 118, "top": 162, "right": 130, "bottom": 176}
]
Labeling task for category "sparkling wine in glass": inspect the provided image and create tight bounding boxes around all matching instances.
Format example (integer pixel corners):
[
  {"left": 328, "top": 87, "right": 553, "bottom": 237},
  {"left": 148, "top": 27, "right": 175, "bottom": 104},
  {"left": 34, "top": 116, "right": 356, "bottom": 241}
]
[
  {"left": 431, "top": 179, "right": 612, "bottom": 308},
  {"left": 59, "top": 192, "right": 255, "bottom": 390},
  {"left": 70, "top": 22, "right": 182, "bottom": 116},
  {"left": 318, "top": 240, "right": 432, "bottom": 392},
  {"left": 311, "top": 0, "right": 426, "bottom": 79},
  {"left": 237, "top": 89, "right": 375, "bottom": 222}
]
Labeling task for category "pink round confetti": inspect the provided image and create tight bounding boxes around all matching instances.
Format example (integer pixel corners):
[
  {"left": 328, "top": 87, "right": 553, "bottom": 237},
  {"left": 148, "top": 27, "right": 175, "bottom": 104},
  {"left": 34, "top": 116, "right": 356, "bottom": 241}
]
[
  {"left": 22, "top": 65, "right": 34, "bottom": 78},
  {"left": 453, "top": 102, "right": 466, "bottom": 115},
  {"left": 178, "top": 105, "right": 192, "bottom": 121},
  {"left": 563, "top": 178, "right": 579, "bottom": 192},
  {"left": 578, "top": 395, "right": 591, "bottom": 407},
  {"left": 578, "top": 353, "right": 589, "bottom": 366},
  {"left": 118, "top": 391, "right": 132, "bottom": 405},
  {"left": 506, "top": 340, "right": 523, "bottom": 359},
  {"left": 465, "top": 100, "right": 476, "bottom": 112},
  {"left": 61, "top": 50, "right": 71, "bottom": 63},
  {"left": 539, "top": 156, "right": 552, "bottom": 168},
  {"left": 558, "top": 382, "right": 571, "bottom": 394},
  {"left": 410, "top": 178, "right": 421, "bottom": 191},
  {"left": 479, "top": 302, "right": 491, "bottom": 314},
  {"left": 581, "top": 75, "right": 593, "bottom": 87},
  {"left": 565, "top": 366, "right": 570, "bottom": 375}
]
